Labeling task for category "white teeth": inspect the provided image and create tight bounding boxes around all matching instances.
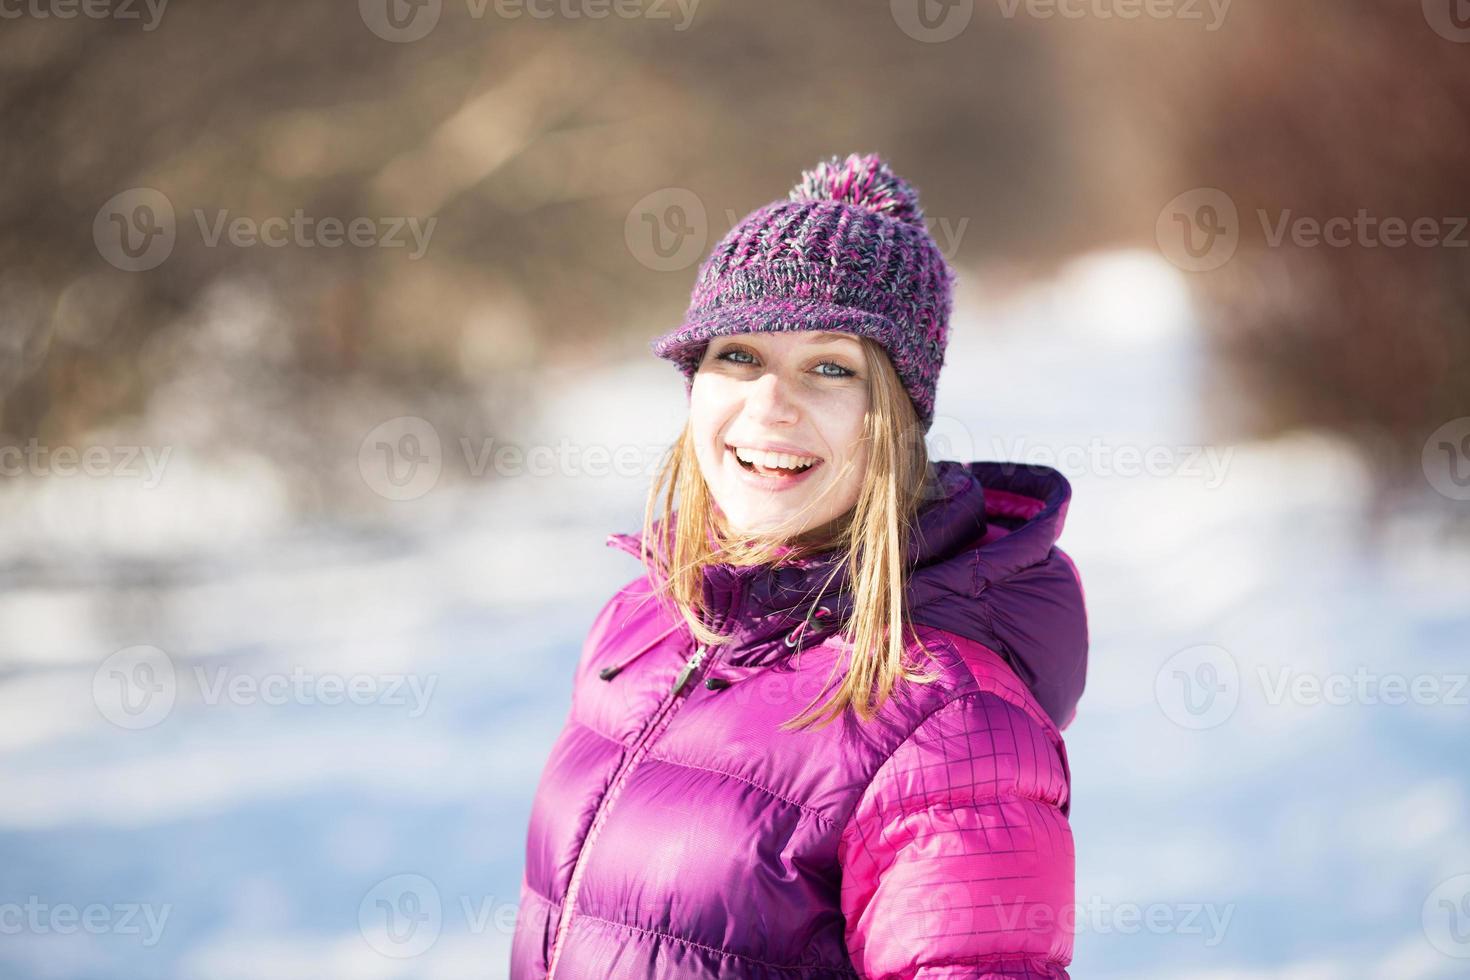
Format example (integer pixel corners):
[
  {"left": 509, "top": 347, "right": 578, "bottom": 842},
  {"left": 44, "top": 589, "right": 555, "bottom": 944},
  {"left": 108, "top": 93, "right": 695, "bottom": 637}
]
[{"left": 733, "top": 446, "right": 819, "bottom": 472}]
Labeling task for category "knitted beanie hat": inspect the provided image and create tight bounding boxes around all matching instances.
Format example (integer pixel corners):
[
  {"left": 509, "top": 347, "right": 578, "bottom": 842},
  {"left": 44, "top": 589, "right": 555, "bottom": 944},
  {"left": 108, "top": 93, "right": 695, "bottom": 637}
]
[{"left": 649, "top": 152, "right": 957, "bottom": 431}]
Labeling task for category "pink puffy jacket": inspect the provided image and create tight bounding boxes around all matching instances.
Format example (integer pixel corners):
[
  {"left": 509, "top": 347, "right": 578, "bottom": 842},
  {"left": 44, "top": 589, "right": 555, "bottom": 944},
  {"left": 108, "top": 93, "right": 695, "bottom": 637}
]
[{"left": 511, "top": 460, "right": 1089, "bottom": 978}]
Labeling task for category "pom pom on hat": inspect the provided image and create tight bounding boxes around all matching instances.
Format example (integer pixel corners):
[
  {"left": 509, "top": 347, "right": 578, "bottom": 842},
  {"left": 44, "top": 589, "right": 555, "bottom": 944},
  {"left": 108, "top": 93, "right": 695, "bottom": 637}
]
[{"left": 788, "top": 152, "right": 926, "bottom": 229}]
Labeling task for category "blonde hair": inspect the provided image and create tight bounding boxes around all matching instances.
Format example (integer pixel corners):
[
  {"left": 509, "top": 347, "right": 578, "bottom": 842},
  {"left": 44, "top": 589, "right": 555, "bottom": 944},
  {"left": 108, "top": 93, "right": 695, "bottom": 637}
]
[{"left": 637, "top": 336, "right": 946, "bottom": 732}]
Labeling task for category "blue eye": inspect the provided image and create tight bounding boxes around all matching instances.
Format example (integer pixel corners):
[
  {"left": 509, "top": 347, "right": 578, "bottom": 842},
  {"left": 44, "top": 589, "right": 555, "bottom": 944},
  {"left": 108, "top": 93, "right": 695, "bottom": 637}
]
[
  {"left": 815, "top": 361, "right": 855, "bottom": 378},
  {"left": 714, "top": 348, "right": 855, "bottom": 378}
]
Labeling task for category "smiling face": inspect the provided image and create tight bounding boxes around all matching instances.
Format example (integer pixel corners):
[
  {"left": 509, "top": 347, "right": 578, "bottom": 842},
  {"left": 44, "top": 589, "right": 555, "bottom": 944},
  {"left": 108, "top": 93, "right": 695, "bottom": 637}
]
[{"left": 688, "top": 330, "right": 871, "bottom": 541}]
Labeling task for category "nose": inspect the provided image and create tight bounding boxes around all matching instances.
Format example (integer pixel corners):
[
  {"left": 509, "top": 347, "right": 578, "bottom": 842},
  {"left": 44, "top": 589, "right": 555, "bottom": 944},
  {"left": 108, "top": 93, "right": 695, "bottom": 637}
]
[{"left": 741, "top": 369, "right": 799, "bottom": 425}]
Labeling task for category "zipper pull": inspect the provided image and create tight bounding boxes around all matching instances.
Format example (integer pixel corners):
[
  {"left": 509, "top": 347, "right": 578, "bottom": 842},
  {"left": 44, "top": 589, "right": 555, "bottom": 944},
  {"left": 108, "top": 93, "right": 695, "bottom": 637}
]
[{"left": 670, "top": 645, "right": 709, "bottom": 696}]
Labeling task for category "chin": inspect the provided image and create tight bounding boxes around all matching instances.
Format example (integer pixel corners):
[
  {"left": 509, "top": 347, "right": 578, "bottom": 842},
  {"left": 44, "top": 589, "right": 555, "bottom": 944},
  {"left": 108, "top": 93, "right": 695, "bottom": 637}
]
[{"left": 737, "top": 506, "right": 821, "bottom": 538}]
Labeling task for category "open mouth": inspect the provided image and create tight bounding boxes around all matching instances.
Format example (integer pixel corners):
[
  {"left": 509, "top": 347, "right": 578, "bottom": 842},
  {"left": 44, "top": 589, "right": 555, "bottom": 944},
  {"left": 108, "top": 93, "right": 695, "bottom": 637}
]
[{"left": 727, "top": 444, "right": 823, "bottom": 480}]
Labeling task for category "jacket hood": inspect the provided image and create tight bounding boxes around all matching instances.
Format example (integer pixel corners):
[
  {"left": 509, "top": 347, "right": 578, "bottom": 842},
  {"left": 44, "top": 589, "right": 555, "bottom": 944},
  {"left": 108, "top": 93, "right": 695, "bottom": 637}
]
[{"left": 606, "top": 459, "right": 1089, "bottom": 730}]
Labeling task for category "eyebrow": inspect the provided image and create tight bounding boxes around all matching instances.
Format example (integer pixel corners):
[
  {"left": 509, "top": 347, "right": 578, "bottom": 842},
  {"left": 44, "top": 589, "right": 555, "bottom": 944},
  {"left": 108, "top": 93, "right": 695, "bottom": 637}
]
[
  {"left": 718, "top": 330, "right": 857, "bottom": 348},
  {"left": 796, "top": 331, "right": 863, "bottom": 348}
]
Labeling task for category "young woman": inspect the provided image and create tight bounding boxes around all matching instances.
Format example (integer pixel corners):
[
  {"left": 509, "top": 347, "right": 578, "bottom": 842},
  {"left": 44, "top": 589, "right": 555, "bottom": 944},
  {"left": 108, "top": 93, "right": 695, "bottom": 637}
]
[{"left": 511, "top": 153, "right": 1089, "bottom": 979}]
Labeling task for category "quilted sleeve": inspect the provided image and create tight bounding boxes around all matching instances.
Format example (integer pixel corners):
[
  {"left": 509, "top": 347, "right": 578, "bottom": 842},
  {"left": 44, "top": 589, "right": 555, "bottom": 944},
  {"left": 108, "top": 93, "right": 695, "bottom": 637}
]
[{"left": 838, "top": 691, "right": 1075, "bottom": 979}]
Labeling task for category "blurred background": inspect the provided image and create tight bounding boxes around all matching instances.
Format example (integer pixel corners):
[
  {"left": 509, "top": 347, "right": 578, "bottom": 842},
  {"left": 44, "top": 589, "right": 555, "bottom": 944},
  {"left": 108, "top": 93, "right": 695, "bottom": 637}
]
[{"left": 2, "top": 1, "right": 1468, "bottom": 977}]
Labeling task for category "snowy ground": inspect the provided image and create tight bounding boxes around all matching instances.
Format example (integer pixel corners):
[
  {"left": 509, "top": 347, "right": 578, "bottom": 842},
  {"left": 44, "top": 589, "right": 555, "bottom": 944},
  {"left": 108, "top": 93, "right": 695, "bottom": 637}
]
[{"left": 1, "top": 250, "right": 1466, "bottom": 979}]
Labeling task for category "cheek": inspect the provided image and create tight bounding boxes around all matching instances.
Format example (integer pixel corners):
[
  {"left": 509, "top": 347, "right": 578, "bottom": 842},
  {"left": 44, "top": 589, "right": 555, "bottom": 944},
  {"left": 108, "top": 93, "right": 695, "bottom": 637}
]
[
  {"left": 688, "top": 377, "right": 736, "bottom": 445},
  {"left": 687, "top": 376, "right": 716, "bottom": 423},
  {"left": 816, "top": 392, "right": 869, "bottom": 458}
]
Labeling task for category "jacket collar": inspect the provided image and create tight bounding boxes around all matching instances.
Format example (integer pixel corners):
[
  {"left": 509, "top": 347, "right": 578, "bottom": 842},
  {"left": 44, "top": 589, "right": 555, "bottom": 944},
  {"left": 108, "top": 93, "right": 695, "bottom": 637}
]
[{"left": 605, "top": 460, "right": 1087, "bottom": 727}]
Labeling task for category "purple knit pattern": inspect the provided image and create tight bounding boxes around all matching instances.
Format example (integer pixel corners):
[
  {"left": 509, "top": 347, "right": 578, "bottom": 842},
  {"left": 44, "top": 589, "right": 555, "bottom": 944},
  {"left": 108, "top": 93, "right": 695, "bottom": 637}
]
[{"left": 649, "top": 153, "right": 957, "bottom": 430}]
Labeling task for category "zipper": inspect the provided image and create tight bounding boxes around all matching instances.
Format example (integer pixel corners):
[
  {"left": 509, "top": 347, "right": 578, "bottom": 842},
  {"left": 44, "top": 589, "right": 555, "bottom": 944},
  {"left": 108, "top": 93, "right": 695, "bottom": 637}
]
[
  {"left": 669, "top": 645, "right": 709, "bottom": 695},
  {"left": 544, "top": 641, "right": 718, "bottom": 978}
]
